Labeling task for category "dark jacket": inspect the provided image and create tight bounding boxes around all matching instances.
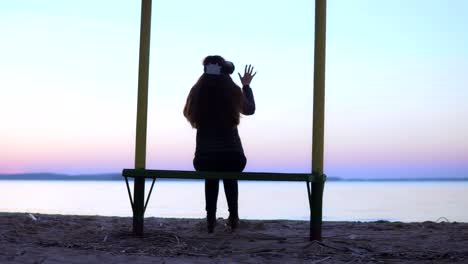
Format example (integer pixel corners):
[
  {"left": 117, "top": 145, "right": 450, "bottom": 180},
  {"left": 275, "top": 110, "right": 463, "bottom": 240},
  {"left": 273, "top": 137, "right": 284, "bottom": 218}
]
[{"left": 195, "top": 85, "right": 255, "bottom": 158}]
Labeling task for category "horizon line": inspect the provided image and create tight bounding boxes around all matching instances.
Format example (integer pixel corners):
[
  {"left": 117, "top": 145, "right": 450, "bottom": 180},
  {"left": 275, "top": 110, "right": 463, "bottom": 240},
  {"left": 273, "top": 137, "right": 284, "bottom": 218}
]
[{"left": 0, "top": 173, "right": 467, "bottom": 182}]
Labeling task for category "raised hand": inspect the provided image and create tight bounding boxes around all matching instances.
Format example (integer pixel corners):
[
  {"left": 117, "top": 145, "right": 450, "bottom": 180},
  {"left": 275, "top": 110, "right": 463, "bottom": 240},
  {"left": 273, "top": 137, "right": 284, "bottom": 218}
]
[{"left": 238, "top": 64, "right": 257, "bottom": 86}]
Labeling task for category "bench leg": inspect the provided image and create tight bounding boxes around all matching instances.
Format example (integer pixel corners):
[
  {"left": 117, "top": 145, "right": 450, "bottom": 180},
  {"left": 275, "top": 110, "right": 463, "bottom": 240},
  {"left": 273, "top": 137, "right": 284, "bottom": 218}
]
[
  {"left": 307, "top": 180, "right": 325, "bottom": 241},
  {"left": 133, "top": 177, "right": 145, "bottom": 236},
  {"left": 311, "top": 181, "right": 325, "bottom": 241}
]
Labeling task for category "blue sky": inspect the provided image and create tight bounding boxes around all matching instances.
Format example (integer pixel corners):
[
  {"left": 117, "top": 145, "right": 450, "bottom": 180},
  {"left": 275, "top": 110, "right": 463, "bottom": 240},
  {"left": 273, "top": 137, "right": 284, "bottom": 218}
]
[{"left": 1, "top": 0, "right": 467, "bottom": 178}]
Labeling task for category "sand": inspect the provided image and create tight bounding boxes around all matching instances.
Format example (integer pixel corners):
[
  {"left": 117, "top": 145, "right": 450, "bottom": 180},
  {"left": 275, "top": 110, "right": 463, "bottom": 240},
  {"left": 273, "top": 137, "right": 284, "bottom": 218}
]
[{"left": 0, "top": 213, "right": 467, "bottom": 263}]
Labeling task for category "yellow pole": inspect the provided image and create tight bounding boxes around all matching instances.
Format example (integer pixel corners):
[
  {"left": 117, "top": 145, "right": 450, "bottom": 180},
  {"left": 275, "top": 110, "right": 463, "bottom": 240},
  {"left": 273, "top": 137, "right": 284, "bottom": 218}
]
[
  {"left": 133, "top": 0, "right": 152, "bottom": 236},
  {"left": 311, "top": 0, "right": 326, "bottom": 241}
]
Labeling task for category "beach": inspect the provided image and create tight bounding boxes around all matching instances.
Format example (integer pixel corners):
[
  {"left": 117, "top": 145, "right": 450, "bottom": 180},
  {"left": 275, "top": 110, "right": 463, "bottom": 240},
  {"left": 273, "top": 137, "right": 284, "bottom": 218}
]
[{"left": 1, "top": 213, "right": 467, "bottom": 263}]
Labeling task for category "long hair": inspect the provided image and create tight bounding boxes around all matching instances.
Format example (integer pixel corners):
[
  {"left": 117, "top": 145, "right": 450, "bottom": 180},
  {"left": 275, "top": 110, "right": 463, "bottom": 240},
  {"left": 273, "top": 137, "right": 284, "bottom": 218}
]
[{"left": 184, "top": 55, "right": 243, "bottom": 129}]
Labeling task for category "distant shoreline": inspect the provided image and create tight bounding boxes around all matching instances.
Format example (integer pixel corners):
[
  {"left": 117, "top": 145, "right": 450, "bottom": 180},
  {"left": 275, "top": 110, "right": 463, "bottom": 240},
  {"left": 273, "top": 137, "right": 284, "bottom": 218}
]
[{"left": 0, "top": 173, "right": 467, "bottom": 182}]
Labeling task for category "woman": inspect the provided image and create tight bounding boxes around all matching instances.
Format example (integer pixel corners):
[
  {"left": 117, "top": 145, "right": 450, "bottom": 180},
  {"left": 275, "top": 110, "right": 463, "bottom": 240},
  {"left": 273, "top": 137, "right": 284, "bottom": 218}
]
[{"left": 183, "top": 55, "right": 256, "bottom": 233}]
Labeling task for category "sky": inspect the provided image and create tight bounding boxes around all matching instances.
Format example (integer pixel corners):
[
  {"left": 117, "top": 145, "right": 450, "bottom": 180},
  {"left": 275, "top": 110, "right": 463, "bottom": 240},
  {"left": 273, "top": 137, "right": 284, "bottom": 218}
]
[{"left": 1, "top": 0, "right": 467, "bottom": 179}]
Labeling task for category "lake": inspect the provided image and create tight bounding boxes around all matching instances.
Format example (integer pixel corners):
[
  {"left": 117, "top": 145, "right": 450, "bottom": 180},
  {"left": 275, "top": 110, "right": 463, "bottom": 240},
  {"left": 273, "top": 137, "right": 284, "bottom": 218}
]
[{"left": 1, "top": 180, "right": 467, "bottom": 222}]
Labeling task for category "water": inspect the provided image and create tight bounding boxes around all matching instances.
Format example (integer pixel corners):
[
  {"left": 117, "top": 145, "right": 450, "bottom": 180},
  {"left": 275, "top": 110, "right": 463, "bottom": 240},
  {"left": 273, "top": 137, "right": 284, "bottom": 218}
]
[{"left": 1, "top": 180, "right": 467, "bottom": 222}]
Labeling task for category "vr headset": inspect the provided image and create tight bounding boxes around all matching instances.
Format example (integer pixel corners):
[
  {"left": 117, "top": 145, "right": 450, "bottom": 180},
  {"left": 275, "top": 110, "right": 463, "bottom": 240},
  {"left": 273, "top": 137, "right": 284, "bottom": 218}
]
[{"left": 204, "top": 61, "right": 235, "bottom": 75}]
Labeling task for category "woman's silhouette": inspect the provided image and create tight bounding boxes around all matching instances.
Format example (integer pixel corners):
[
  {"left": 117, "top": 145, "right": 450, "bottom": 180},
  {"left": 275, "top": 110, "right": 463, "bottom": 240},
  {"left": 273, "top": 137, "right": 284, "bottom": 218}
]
[{"left": 184, "top": 55, "right": 256, "bottom": 233}]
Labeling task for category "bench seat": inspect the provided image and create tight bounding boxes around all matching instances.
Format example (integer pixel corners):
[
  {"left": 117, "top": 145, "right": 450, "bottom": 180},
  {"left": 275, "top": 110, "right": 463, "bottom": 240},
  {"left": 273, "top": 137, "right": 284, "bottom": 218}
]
[{"left": 123, "top": 169, "right": 326, "bottom": 182}]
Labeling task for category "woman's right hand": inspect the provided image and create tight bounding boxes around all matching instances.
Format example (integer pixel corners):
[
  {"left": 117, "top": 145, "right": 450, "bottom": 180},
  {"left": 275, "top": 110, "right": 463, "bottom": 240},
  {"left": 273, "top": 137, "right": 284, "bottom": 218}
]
[{"left": 238, "top": 64, "right": 257, "bottom": 86}]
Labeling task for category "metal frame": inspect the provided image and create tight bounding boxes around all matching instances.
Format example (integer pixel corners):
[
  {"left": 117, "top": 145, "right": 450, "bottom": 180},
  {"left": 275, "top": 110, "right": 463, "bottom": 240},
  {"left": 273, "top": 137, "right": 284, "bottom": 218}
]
[
  {"left": 128, "top": 0, "right": 327, "bottom": 241},
  {"left": 123, "top": 170, "right": 326, "bottom": 240}
]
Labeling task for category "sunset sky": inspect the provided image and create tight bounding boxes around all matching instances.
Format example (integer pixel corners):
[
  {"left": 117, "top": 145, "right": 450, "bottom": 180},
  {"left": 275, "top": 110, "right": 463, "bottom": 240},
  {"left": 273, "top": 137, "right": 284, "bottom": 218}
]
[{"left": 1, "top": 0, "right": 467, "bottom": 179}]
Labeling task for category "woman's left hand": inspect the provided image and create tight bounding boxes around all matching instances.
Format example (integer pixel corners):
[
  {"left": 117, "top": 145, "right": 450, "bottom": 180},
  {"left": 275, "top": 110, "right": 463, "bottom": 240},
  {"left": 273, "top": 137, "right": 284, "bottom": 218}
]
[{"left": 238, "top": 64, "right": 257, "bottom": 86}]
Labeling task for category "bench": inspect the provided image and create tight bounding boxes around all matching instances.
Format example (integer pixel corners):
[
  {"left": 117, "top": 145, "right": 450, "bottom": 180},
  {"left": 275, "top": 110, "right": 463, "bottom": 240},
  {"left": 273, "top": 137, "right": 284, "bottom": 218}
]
[
  {"left": 124, "top": 0, "right": 327, "bottom": 242},
  {"left": 122, "top": 169, "right": 326, "bottom": 240}
]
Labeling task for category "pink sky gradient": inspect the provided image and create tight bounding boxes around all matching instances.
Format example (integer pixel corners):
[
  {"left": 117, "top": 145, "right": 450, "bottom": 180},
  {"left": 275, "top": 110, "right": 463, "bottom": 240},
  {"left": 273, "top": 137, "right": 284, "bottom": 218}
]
[{"left": 1, "top": 1, "right": 468, "bottom": 178}]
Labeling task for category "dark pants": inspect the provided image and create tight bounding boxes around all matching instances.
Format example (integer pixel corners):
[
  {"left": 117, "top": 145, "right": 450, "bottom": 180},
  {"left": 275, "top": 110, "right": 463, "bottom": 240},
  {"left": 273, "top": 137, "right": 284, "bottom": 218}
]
[{"left": 194, "top": 152, "right": 246, "bottom": 217}]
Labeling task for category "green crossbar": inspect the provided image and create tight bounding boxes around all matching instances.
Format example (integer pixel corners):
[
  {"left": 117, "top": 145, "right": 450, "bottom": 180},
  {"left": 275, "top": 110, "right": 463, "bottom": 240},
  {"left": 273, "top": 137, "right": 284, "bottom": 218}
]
[{"left": 123, "top": 169, "right": 326, "bottom": 182}]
